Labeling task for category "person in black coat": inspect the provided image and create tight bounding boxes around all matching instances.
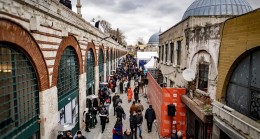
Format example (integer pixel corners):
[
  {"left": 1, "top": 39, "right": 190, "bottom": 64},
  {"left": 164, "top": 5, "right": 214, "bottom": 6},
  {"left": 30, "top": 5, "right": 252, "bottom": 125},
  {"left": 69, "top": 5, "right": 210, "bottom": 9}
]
[
  {"left": 119, "top": 80, "right": 124, "bottom": 94},
  {"left": 83, "top": 108, "right": 91, "bottom": 132},
  {"left": 115, "top": 102, "right": 125, "bottom": 120},
  {"left": 145, "top": 105, "right": 156, "bottom": 133},
  {"left": 129, "top": 112, "right": 138, "bottom": 139},
  {"left": 112, "top": 93, "right": 119, "bottom": 116},
  {"left": 99, "top": 106, "right": 108, "bottom": 133}
]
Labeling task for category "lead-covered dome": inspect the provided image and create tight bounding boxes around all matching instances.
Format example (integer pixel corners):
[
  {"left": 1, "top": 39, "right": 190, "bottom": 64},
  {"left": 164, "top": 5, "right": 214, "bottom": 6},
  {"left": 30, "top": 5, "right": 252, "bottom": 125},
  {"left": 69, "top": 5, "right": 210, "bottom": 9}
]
[
  {"left": 148, "top": 32, "right": 160, "bottom": 45},
  {"left": 182, "top": 0, "right": 253, "bottom": 20}
]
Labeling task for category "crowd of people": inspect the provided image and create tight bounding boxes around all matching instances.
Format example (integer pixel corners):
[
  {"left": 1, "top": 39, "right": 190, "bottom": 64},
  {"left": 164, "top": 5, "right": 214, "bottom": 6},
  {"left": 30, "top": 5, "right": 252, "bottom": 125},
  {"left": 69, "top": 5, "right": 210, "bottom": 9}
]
[{"left": 57, "top": 54, "right": 183, "bottom": 139}]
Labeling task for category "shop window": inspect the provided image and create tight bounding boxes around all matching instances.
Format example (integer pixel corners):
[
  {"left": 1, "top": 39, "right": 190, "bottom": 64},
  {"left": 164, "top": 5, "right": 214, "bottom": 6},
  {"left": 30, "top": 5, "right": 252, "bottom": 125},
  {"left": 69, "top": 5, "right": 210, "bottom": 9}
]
[
  {"left": 159, "top": 46, "right": 161, "bottom": 61},
  {"left": 227, "top": 50, "right": 260, "bottom": 120},
  {"left": 106, "top": 50, "right": 109, "bottom": 80},
  {"left": 162, "top": 45, "right": 164, "bottom": 63},
  {"left": 0, "top": 43, "right": 39, "bottom": 138},
  {"left": 170, "top": 42, "right": 174, "bottom": 64},
  {"left": 99, "top": 49, "right": 104, "bottom": 81},
  {"left": 86, "top": 49, "right": 95, "bottom": 95},
  {"left": 198, "top": 64, "right": 209, "bottom": 91},
  {"left": 177, "top": 41, "right": 181, "bottom": 65}
]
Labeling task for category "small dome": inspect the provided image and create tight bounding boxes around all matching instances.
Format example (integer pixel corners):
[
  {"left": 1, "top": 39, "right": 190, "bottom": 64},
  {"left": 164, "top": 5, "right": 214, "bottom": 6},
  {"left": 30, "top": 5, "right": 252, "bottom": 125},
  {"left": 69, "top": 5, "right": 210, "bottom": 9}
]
[
  {"left": 182, "top": 0, "right": 253, "bottom": 20},
  {"left": 148, "top": 32, "right": 160, "bottom": 45}
]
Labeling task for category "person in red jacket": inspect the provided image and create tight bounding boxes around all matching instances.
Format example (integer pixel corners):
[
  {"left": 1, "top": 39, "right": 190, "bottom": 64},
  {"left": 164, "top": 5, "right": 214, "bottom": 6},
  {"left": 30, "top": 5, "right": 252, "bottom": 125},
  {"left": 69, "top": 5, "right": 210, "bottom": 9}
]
[{"left": 127, "top": 87, "right": 133, "bottom": 103}]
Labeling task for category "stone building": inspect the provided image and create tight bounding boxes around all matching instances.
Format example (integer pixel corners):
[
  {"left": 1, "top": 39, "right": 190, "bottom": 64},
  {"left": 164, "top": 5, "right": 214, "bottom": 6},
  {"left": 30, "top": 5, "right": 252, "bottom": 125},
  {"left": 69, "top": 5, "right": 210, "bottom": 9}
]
[
  {"left": 158, "top": 0, "right": 253, "bottom": 138},
  {"left": 0, "top": 0, "right": 127, "bottom": 139},
  {"left": 212, "top": 9, "right": 260, "bottom": 139}
]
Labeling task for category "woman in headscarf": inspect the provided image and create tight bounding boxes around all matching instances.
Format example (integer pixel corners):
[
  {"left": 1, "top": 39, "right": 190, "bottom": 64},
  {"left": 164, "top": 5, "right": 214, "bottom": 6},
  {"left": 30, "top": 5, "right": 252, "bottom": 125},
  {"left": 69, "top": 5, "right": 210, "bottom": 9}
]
[{"left": 112, "top": 118, "right": 123, "bottom": 139}]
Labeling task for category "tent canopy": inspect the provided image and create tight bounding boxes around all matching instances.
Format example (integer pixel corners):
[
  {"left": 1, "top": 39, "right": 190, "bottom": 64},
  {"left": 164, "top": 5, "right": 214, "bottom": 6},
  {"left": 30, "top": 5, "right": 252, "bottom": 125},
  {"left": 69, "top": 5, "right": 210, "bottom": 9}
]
[
  {"left": 144, "top": 57, "right": 156, "bottom": 69},
  {"left": 136, "top": 52, "right": 158, "bottom": 60}
]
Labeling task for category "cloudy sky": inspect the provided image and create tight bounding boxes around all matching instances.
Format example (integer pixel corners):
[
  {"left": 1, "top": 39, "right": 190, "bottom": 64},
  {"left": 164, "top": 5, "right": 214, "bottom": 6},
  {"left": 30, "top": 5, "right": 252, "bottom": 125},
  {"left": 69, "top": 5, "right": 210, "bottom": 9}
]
[{"left": 71, "top": 0, "right": 260, "bottom": 45}]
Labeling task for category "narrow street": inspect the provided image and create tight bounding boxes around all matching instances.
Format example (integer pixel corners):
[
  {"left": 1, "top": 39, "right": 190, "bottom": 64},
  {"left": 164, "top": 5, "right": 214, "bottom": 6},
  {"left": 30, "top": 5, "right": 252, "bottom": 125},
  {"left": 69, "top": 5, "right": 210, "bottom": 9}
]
[{"left": 83, "top": 80, "right": 159, "bottom": 139}]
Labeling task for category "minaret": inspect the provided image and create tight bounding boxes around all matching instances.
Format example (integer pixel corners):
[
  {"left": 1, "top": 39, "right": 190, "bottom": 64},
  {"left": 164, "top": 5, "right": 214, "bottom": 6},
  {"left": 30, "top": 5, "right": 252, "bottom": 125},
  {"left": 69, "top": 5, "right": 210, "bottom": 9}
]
[{"left": 76, "top": 0, "right": 82, "bottom": 17}]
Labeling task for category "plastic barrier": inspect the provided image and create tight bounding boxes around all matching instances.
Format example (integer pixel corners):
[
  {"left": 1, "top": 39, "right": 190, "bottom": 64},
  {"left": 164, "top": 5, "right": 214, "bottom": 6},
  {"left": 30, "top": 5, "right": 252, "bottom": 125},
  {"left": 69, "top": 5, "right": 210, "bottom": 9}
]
[{"left": 147, "top": 72, "right": 186, "bottom": 138}]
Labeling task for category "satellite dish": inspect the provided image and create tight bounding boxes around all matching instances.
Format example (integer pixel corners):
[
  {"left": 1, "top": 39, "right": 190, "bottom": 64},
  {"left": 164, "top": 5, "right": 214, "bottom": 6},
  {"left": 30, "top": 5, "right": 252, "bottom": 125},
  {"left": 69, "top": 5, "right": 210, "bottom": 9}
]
[{"left": 182, "top": 68, "right": 195, "bottom": 81}]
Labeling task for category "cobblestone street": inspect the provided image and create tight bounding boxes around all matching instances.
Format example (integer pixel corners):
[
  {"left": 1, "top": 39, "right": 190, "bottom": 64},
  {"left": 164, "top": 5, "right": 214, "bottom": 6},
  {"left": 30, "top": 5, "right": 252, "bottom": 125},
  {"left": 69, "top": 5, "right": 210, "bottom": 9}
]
[{"left": 83, "top": 81, "right": 159, "bottom": 139}]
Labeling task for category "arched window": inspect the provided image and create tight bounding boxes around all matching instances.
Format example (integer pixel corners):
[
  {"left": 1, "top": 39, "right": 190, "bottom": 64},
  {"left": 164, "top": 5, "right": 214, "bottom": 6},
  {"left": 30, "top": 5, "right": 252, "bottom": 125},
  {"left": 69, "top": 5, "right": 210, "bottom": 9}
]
[
  {"left": 99, "top": 49, "right": 104, "bottom": 81},
  {"left": 57, "top": 46, "right": 79, "bottom": 132},
  {"left": 86, "top": 49, "right": 95, "bottom": 95},
  {"left": 0, "top": 43, "right": 40, "bottom": 138},
  {"left": 226, "top": 50, "right": 260, "bottom": 120}
]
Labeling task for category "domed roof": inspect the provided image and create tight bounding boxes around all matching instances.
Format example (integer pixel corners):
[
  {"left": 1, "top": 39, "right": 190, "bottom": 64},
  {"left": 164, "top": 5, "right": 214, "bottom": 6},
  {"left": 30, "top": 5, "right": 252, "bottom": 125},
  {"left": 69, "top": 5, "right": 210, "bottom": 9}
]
[
  {"left": 182, "top": 0, "right": 253, "bottom": 20},
  {"left": 148, "top": 32, "right": 160, "bottom": 45}
]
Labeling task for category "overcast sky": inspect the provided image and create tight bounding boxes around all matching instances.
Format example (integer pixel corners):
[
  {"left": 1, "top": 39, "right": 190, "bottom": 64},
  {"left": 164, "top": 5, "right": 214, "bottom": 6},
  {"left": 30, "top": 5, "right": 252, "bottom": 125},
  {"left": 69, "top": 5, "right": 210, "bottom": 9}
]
[{"left": 71, "top": 0, "right": 260, "bottom": 45}]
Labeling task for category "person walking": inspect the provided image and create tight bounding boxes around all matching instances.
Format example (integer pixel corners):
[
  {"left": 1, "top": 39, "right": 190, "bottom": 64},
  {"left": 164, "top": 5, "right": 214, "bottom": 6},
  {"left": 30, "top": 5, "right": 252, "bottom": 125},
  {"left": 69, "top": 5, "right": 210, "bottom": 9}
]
[
  {"left": 74, "top": 131, "right": 86, "bottom": 139},
  {"left": 123, "top": 129, "right": 132, "bottom": 139},
  {"left": 112, "top": 118, "right": 123, "bottom": 139},
  {"left": 65, "top": 130, "right": 73, "bottom": 139},
  {"left": 133, "top": 87, "right": 139, "bottom": 102},
  {"left": 116, "top": 102, "right": 125, "bottom": 120},
  {"left": 136, "top": 109, "right": 143, "bottom": 139},
  {"left": 137, "top": 100, "right": 144, "bottom": 112},
  {"left": 129, "top": 112, "right": 138, "bottom": 139},
  {"left": 129, "top": 101, "right": 138, "bottom": 115},
  {"left": 119, "top": 79, "right": 124, "bottom": 94},
  {"left": 83, "top": 108, "right": 91, "bottom": 132},
  {"left": 112, "top": 93, "right": 119, "bottom": 116},
  {"left": 127, "top": 87, "right": 133, "bottom": 103},
  {"left": 99, "top": 106, "right": 109, "bottom": 133},
  {"left": 145, "top": 105, "right": 156, "bottom": 133}
]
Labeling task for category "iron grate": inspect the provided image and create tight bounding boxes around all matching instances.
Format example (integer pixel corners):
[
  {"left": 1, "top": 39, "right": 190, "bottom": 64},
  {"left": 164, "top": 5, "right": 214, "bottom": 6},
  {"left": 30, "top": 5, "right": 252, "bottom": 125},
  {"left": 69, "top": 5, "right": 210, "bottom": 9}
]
[
  {"left": 0, "top": 43, "right": 39, "bottom": 138},
  {"left": 57, "top": 47, "right": 79, "bottom": 101}
]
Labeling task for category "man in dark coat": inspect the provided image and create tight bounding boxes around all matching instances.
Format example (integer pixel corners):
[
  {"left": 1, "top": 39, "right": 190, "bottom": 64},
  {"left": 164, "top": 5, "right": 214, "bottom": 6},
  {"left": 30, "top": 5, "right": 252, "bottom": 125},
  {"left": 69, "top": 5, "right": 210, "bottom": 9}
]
[
  {"left": 145, "top": 105, "right": 156, "bottom": 133},
  {"left": 119, "top": 80, "right": 124, "bottom": 94},
  {"left": 83, "top": 108, "right": 91, "bottom": 132},
  {"left": 112, "top": 93, "right": 119, "bottom": 116},
  {"left": 115, "top": 102, "right": 125, "bottom": 120},
  {"left": 99, "top": 106, "right": 108, "bottom": 133},
  {"left": 129, "top": 112, "right": 138, "bottom": 139}
]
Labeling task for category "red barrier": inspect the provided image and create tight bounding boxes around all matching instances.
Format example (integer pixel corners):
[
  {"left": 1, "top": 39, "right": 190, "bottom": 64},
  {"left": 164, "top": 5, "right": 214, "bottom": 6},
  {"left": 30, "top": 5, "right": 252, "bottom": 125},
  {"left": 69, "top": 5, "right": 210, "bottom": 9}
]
[{"left": 147, "top": 73, "right": 186, "bottom": 138}]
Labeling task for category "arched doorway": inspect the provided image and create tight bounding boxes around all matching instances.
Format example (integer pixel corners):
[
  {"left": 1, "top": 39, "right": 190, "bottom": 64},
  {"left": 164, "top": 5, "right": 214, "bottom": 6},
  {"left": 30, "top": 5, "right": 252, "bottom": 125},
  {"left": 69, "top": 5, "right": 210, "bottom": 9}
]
[
  {"left": 99, "top": 49, "right": 104, "bottom": 81},
  {"left": 226, "top": 49, "right": 260, "bottom": 120},
  {"left": 0, "top": 43, "right": 40, "bottom": 139},
  {"left": 86, "top": 48, "right": 95, "bottom": 96},
  {"left": 57, "top": 47, "right": 79, "bottom": 134}
]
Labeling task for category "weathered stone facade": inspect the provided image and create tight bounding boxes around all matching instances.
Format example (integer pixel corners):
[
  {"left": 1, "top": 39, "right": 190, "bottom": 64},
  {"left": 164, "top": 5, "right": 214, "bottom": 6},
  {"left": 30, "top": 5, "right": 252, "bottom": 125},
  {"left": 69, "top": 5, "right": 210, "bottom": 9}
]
[
  {"left": 0, "top": 0, "right": 127, "bottom": 138},
  {"left": 159, "top": 16, "right": 227, "bottom": 100}
]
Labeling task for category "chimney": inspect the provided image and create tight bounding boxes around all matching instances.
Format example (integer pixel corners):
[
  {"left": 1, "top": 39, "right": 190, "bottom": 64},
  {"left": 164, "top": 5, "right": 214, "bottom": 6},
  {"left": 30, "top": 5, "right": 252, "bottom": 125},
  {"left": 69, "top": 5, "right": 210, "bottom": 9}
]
[{"left": 76, "top": 0, "right": 82, "bottom": 17}]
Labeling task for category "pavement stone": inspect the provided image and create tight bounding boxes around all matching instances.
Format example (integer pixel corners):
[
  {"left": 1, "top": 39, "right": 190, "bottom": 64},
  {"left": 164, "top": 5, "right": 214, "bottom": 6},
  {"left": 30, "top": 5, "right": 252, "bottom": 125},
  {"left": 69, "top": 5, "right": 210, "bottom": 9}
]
[{"left": 83, "top": 80, "right": 160, "bottom": 139}]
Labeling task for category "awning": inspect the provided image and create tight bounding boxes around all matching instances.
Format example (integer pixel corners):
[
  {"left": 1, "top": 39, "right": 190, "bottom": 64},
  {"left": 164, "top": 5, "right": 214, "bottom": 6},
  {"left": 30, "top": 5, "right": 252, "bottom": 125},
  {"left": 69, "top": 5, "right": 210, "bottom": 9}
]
[
  {"left": 144, "top": 57, "right": 156, "bottom": 69},
  {"left": 136, "top": 52, "right": 158, "bottom": 60}
]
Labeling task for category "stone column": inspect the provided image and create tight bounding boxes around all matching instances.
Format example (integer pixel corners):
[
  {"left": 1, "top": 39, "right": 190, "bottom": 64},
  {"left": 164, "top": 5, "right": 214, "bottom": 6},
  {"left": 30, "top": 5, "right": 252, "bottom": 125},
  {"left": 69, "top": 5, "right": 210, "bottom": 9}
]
[
  {"left": 94, "top": 66, "right": 99, "bottom": 95},
  {"left": 39, "top": 87, "right": 58, "bottom": 139},
  {"left": 78, "top": 73, "right": 86, "bottom": 129},
  {"left": 76, "top": 0, "right": 82, "bottom": 17}
]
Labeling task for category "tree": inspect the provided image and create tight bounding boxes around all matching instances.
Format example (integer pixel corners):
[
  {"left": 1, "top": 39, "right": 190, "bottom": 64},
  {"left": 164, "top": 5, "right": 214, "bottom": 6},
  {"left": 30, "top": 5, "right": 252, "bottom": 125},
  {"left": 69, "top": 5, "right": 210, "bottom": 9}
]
[
  {"left": 136, "top": 37, "right": 145, "bottom": 45},
  {"left": 100, "top": 20, "right": 112, "bottom": 34}
]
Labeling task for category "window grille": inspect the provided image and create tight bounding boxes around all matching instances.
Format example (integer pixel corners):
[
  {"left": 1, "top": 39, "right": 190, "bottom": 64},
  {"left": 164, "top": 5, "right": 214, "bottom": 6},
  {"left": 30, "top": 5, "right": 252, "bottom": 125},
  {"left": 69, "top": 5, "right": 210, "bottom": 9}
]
[
  {"left": 227, "top": 50, "right": 260, "bottom": 120},
  {"left": 86, "top": 49, "right": 95, "bottom": 87},
  {"left": 57, "top": 47, "right": 79, "bottom": 102},
  {"left": 99, "top": 49, "right": 104, "bottom": 80},
  {"left": 170, "top": 43, "right": 174, "bottom": 63},
  {"left": 198, "top": 64, "right": 209, "bottom": 91},
  {"left": 0, "top": 43, "right": 39, "bottom": 138},
  {"left": 177, "top": 41, "right": 181, "bottom": 65}
]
